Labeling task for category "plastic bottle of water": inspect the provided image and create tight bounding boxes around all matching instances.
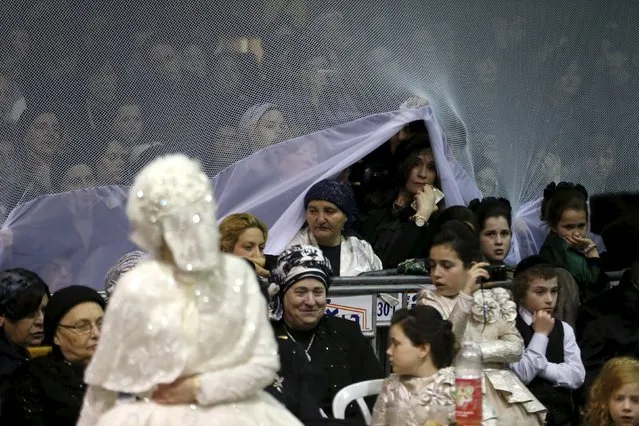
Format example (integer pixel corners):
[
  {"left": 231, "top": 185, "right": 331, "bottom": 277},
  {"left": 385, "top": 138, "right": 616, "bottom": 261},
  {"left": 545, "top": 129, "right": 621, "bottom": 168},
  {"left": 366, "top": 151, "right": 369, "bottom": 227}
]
[{"left": 454, "top": 341, "right": 482, "bottom": 426}]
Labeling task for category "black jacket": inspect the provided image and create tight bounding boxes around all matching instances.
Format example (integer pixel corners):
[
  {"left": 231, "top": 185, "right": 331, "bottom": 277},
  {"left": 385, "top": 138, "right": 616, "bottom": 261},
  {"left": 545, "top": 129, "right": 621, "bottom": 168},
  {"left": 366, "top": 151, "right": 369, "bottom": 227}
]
[
  {"left": 577, "top": 270, "right": 639, "bottom": 405},
  {"left": 272, "top": 316, "right": 384, "bottom": 423},
  {"left": 1, "top": 349, "right": 87, "bottom": 426},
  {"left": 0, "top": 331, "right": 30, "bottom": 412},
  {"left": 265, "top": 334, "right": 322, "bottom": 423}
]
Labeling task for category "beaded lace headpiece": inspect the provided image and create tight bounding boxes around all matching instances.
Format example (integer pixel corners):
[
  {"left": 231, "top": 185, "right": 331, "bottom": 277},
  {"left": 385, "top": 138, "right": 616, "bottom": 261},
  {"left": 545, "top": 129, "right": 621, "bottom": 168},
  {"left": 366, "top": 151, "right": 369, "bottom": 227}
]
[{"left": 127, "top": 154, "right": 219, "bottom": 273}]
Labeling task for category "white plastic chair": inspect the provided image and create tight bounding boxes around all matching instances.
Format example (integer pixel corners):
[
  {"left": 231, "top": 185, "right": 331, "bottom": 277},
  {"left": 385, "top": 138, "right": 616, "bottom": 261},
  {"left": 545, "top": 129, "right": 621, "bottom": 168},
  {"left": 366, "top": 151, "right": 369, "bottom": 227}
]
[{"left": 332, "top": 379, "right": 384, "bottom": 424}]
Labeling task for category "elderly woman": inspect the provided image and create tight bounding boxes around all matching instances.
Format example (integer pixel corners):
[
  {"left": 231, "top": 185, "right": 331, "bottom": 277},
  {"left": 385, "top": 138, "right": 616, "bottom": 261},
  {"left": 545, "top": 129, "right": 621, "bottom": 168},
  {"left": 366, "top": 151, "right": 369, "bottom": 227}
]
[
  {"left": 76, "top": 154, "right": 302, "bottom": 426},
  {"left": 1, "top": 285, "right": 105, "bottom": 425},
  {"left": 0, "top": 269, "right": 50, "bottom": 408},
  {"left": 270, "top": 245, "right": 385, "bottom": 421},
  {"left": 288, "top": 179, "right": 382, "bottom": 276},
  {"left": 220, "top": 213, "right": 275, "bottom": 278},
  {"left": 103, "top": 251, "right": 148, "bottom": 301}
]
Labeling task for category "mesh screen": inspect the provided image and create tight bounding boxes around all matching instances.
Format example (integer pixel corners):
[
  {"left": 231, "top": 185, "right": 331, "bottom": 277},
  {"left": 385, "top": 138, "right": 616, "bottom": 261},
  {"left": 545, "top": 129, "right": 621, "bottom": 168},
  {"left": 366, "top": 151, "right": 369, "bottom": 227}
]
[{"left": 1, "top": 1, "right": 638, "bottom": 289}]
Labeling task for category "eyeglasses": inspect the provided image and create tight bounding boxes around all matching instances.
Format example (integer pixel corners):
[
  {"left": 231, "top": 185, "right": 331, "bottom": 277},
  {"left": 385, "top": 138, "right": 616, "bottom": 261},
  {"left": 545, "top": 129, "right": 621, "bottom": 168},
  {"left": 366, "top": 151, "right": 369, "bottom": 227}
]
[{"left": 58, "top": 319, "right": 103, "bottom": 335}]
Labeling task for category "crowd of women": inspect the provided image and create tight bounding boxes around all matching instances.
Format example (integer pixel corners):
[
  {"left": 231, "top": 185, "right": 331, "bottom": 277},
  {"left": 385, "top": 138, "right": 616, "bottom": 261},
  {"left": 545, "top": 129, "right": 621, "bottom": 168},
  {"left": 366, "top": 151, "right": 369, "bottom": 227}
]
[{"left": 1, "top": 151, "right": 638, "bottom": 426}]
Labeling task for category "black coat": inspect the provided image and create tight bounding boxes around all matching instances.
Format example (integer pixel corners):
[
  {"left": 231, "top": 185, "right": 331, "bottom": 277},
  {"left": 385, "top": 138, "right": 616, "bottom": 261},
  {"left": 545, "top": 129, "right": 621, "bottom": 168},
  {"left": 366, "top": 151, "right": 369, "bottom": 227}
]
[
  {"left": 357, "top": 203, "right": 434, "bottom": 268},
  {"left": 0, "top": 350, "right": 87, "bottom": 426},
  {"left": 272, "top": 316, "right": 384, "bottom": 424},
  {"left": 0, "top": 332, "right": 30, "bottom": 412},
  {"left": 265, "top": 334, "right": 322, "bottom": 423}
]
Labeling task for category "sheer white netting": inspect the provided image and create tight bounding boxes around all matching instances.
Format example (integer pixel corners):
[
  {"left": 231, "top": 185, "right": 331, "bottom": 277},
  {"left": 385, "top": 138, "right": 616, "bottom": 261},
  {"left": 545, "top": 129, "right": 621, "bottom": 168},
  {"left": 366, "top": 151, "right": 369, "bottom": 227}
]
[{"left": 0, "top": 1, "right": 637, "bottom": 290}]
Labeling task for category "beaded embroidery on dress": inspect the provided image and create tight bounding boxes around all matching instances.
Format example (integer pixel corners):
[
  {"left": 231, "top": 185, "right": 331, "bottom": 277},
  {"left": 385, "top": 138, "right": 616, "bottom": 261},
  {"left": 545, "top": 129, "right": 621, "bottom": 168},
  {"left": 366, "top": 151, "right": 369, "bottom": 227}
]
[{"left": 77, "top": 155, "right": 302, "bottom": 426}]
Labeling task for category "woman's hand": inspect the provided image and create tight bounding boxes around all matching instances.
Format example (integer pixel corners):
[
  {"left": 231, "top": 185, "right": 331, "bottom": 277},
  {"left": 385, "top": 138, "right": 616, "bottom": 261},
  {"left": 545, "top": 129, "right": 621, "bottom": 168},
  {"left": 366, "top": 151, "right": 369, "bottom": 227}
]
[
  {"left": 152, "top": 376, "right": 199, "bottom": 405},
  {"left": 414, "top": 184, "right": 438, "bottom": 218},
  {"left": 244, "top": 256, "right": 270, "bottom": 278},
  {"left": 462, "top": 262, "right": 490, "bottom": 296}
]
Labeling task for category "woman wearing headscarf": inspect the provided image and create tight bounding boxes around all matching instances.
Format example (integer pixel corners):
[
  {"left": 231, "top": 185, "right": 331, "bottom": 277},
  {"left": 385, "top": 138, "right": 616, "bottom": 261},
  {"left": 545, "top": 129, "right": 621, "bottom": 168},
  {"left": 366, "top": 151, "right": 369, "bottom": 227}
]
[
  {"left": 77, "top": 154, "right": 302, "bottom": 426},
  {"left": 238, "top": 102, "right": 291, "bottom": 152},
  {"left": 270, "top": 245, "right": 384, "bottom": 421},
  {"left": 1, "top": 285, "right": 105, "bottom": 425},
  {"left": 0, "top": 269, "right": 50, "bottom": 409},
  {"left": 103, "top": 250, "right": 148, "bottom": 302},
  {"left": 287, "top": 179, "right": 382, "bottom": 276}
]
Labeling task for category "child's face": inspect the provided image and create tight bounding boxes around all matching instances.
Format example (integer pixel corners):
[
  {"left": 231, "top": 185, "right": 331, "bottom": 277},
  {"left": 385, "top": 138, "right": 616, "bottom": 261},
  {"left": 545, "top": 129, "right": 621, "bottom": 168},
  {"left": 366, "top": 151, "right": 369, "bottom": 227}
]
[
  {"left": 609, "top": 383, "right": 639, "bottom": 426},
  {"left": 522, "top": 277, "right": 559, "bottom": 315},
  {"left": 429, "top": 244, "right": 469, "bottom": 297},
  {"left": 386, "top": 323, "right": 428, "bottom": 376},
  {"left": 554, "top": 208, "right": 587, "bottom": 240}
]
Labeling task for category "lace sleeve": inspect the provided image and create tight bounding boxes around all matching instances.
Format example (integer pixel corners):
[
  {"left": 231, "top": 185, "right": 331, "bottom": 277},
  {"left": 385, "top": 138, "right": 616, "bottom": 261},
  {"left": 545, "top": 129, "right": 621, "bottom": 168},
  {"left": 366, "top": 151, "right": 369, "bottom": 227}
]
[
  {"left": 195, "top": 294, "right": 279, "bottom": 405},
  {"left": 479, "top": 319, "right": 524, "bottom": 364},
  {"left": 76, "top": 385, "right": 117, "bottom": 426}
]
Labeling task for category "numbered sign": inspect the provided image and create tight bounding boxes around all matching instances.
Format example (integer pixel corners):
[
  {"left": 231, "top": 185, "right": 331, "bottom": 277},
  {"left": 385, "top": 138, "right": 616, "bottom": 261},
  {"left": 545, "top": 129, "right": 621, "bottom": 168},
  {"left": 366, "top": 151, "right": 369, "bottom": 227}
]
[
  {"left": 376, "top": 293, "right": 401, "bottom": 326},
  {"left": 325, "top": 295, "right": 374, "bottom": 334}
]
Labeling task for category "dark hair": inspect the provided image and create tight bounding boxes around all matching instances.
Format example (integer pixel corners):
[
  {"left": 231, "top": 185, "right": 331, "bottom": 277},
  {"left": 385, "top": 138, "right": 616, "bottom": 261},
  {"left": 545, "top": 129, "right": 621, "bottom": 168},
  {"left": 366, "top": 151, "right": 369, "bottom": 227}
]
[
  {"left": 430, "top": 220, "right": 483, "bottom": 267},
  {"left": 49, "top": 152, "right": 96, "bottom": 192},
  {"left": 394, "top": 135, "right": 435, "bottom": 187},
  {"left": 391, "top": 305, "right": 455, "bottom": 369},
  {"left": 0, "top": 269, "right": 50, "bottom": 321},
  {"left": 432, "top": 206, "right": 480, "bottom": 232},
  {"left": 511, "top": 263, "right": 558, "bottom": 306},
  {"left": 470, "top": 197, "right": 512, "bottom": 230},
  {"left": 541, "top": 182, "right": 589, "bottom": 228}
]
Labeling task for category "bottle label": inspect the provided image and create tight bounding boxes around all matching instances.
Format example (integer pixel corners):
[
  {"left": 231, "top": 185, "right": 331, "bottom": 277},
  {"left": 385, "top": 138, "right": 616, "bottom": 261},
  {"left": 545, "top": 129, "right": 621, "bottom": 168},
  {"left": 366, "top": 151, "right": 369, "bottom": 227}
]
[{"left": 455, "top": 377, "right": 482, "bottom": 424}]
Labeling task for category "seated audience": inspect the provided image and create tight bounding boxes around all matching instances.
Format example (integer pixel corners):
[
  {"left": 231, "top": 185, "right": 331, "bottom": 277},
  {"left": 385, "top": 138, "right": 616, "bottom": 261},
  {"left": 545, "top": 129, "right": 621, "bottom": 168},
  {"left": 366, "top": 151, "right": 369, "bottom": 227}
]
[
  {"left": 0, "top": 269, "right": 50, "bottom": 409},
  {"left": 220, "top": 212, "right": 275, "bottom": 277},
  {"left": 510, "top": 262, "right": 585, "bottom": 425},
  {"left": 372, "top": 305, "right": 456, "bottom": 426},
  {"left": 539, "top": 182, "right": 608, "bottom": 301},
  {"left": 1, "top": 286, "right": 105, "bottom": 425},
  {"left": 270, "top": 245, "right": 384, "bottom": 420},
  {"left": 583, "top": 357, "right": 639, "bottom": 426},
  {"left": 358, "top": 137, "right": 441, "bottom": 268},
  {"left": 470, "top": 197, "right": 513, "bottom": 266},
  {"left": 288, "top": 179, "right": 382, "bottom": 276}
]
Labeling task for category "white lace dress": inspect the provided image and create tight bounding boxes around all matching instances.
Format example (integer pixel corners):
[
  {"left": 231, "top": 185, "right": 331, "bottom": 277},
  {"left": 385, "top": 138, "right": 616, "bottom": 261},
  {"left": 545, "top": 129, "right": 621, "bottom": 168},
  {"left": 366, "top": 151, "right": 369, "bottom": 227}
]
[
  {"left": 417, "top": 288, "right": 547, "bottom": 426},
  {"left": 371, "top": 367, "right": 456, "bottom": 426},
  {"left": 77, "top": 256, "right": 302, "bottom": 426}
]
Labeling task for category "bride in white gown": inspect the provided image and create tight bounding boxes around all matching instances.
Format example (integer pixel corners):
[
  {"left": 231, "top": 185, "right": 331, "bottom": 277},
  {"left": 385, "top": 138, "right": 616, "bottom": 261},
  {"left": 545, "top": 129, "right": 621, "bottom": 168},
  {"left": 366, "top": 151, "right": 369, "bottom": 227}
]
[{"left": 77, "top": 154, "right": 302, "bottom": 426}]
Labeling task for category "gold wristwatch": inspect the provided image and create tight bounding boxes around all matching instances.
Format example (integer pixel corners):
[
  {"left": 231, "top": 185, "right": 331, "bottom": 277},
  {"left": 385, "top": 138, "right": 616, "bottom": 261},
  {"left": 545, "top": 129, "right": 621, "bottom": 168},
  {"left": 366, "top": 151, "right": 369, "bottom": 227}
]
[{"left": 410, "top": 214, "right": 428, "bottom": 227}]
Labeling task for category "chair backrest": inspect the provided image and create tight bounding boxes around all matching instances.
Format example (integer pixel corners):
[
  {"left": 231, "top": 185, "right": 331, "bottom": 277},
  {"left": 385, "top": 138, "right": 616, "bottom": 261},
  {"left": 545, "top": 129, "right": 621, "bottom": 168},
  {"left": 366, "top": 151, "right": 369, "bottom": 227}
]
[{"left": 332, "top": 379, "right": 385, "bottom": 424}]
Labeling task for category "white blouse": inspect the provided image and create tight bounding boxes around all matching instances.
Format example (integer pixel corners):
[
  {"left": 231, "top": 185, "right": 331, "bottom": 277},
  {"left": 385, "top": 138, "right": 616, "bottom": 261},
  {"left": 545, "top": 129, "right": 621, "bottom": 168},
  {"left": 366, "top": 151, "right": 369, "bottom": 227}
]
[{"left": 287, "top": 228, "right": 383, "bottom": 276}]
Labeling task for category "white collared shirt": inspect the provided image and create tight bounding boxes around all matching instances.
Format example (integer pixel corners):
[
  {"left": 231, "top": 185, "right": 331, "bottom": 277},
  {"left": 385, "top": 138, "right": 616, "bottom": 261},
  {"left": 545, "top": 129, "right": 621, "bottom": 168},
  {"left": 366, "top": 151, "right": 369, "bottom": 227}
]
[{"left": 509, "top": 307, "right": 585, "bottom": 390}]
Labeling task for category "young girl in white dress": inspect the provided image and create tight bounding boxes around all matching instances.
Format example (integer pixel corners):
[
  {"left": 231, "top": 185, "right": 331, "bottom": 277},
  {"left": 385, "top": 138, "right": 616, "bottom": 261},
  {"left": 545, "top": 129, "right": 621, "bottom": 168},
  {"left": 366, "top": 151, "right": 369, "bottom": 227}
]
[
  {"left": 372, "top": 305, "right": 457, "bottom": 426},
  {"left": 417, "top": 220, "right": 546, "bottom": 425},
  {"left": 77, "top": 154, "right": 302, "bottom": 426}
]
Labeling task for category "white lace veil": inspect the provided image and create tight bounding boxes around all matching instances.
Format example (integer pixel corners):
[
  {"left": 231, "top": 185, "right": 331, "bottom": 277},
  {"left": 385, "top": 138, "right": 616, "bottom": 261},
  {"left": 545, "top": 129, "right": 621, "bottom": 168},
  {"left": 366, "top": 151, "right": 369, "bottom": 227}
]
[{"left": 127, "top": 154, "right": 219, "bottom": 272}]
